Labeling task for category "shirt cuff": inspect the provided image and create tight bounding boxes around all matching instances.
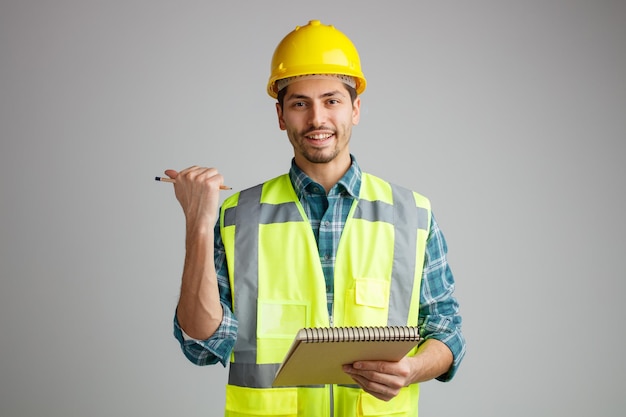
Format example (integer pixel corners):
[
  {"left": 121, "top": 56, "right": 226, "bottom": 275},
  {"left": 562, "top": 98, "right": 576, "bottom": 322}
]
[
  {"left": 173, "top": 305, "right": 238, "bottom": 367},
  {"left": 420, "top": 323, "right": 466, "bottom": 382}
]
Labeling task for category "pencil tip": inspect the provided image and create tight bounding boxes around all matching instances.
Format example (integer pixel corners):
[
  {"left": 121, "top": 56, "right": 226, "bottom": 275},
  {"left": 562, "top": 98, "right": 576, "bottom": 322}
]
[{"left": 155, "top": 176, "right": 161, "bottom": 181}]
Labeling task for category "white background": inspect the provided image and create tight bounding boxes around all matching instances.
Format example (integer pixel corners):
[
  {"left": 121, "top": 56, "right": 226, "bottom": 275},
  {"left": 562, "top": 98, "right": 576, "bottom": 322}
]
[{"left": 1, "top": 1, "right": 624, "bottom": 416}]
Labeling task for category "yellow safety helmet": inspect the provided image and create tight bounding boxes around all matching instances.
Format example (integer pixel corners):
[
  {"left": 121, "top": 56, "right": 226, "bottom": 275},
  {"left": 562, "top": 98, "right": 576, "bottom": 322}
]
[{"left": 267, "top": 20, "right": 367, "bottom": 98}]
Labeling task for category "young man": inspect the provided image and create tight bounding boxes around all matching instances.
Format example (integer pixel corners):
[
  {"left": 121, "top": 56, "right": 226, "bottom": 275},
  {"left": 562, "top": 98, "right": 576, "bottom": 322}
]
[{"left": 165, "top": 20, "right": 465, "bottom": 416}]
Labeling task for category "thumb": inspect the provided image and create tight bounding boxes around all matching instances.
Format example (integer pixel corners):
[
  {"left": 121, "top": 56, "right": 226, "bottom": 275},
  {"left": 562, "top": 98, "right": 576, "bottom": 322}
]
[{"left": 164, "top": 169, "right": 179, "bottom": 179}]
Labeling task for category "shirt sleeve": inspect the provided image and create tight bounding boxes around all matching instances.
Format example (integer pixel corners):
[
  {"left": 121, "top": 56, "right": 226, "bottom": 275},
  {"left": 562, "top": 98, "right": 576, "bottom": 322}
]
[
  {"left": 172, "top": 218, "right": 238, "bottom": 367},
  {"left": 418, "top": 213, "right": 466, "bottom": 381}
]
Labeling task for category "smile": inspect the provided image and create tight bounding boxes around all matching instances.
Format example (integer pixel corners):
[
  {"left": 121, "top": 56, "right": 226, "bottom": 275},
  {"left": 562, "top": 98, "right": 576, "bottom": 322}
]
[{"left": 305, "top": 133, "right": 334, "bottom": 140}]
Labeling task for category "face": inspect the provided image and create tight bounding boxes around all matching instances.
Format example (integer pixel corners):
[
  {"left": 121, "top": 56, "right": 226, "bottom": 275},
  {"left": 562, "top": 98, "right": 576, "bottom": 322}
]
[{"left": 276, "top": 78, "right": 360, "bottom": 167}]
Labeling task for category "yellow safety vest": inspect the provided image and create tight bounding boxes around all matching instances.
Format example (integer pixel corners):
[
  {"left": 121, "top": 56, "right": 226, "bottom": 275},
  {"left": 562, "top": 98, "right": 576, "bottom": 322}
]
[{"left": 219, "top": 172, "right": 431, "bottom": 417}]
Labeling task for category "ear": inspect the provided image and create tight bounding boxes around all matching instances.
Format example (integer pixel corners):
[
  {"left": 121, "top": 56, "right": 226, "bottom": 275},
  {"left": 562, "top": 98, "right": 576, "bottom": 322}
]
[
  {"left": 352, "top": 97, "right": 361, "bottom": 126},
  {"left": 276, "top": 102, "right": 287, "bottom": 130}
]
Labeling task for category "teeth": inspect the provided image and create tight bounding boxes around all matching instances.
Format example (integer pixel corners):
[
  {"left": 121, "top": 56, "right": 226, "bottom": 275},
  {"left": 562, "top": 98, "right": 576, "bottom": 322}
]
[{"left": 307, "top": 133, "right": 332, "bottom": 140}]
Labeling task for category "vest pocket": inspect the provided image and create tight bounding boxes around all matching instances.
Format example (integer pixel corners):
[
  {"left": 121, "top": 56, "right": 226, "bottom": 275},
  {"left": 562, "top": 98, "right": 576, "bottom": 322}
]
[
  {"left": 257, "top": 300, "right": 308, "bottom": 364},
  {"left": 344, "top": 278, "right": 390, "bottom": 326},
  {"left": 359, "top": 387, "right": 411, "bottom": 416},
  {"left": 257, "top": 300, "right": 308, "bottom": 338},
  {"left": 355, "top": 278, "right": 389, "bottom": 308},
  {"left": 225, "top": 384, "right": 298, "bottom": 416}
]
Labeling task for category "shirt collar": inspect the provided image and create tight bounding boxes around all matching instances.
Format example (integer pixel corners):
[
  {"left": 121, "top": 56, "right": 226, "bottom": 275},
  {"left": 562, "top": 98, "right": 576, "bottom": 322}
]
[{"left": 289, "top": 155, "right": 362, "bottom": 199}]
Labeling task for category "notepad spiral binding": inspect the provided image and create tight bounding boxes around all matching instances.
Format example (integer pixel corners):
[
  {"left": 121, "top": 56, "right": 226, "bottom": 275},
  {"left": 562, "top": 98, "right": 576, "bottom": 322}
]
[{"left": 301, "top": 326, "right": 420, "bottom": 343}]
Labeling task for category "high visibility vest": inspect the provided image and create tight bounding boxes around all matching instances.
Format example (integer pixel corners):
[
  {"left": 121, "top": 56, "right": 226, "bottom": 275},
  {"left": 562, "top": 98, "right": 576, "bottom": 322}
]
[{"left": 219, "top": 172, "right": 431, "bottom": 417}]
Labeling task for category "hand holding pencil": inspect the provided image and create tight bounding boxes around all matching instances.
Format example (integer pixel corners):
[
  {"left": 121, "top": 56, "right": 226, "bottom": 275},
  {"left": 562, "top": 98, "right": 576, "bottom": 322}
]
[
  {"left": 158, "top": 167, "right": 231, "bottom": 227},
  {"left": 156, "top": 167, "right": 231, "bottom": 190},
  {"left": 156, "top": 176, "right": 231, "bottom": 190}
]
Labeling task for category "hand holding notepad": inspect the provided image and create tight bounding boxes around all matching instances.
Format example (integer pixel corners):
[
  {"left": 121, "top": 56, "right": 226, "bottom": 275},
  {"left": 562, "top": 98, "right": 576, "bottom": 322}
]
[{"left": 272, "top": 326, "right": 421, "bottom": 386}]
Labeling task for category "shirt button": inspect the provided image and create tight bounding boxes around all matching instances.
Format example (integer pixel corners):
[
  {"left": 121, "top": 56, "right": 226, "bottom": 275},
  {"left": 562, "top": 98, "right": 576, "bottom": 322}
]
[
  {"left": 324, "top": 253, "right": 330, "bottom": 260},
  {"left": 324, "top": 221, "right": 330, "bottom": 227}
]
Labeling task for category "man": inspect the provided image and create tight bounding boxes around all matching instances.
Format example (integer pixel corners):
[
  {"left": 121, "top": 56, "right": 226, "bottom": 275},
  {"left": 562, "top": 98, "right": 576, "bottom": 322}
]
[{"left": 165, "top": 20, "right": 465, "bottom": 416}]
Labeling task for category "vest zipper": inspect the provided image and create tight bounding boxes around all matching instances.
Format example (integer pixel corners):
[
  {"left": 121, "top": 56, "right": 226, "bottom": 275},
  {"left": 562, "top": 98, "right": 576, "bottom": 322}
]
[{"left": 329, "top": 306, "right": 334, "bottom": 416}]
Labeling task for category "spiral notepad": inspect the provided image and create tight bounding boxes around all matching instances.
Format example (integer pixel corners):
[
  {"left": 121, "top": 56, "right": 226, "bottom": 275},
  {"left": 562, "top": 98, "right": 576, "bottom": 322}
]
[
  {"left": 299, "top": 326, "right": 420, "bottom": 343},
  {"left": 272, "top": 326, "right": 421, "bottom": 386}
]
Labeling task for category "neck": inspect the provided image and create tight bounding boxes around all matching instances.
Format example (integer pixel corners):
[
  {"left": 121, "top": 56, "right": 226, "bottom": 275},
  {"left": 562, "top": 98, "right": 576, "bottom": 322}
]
[{"left": 295, "top": 154, "right": 351, "bottom": 193}]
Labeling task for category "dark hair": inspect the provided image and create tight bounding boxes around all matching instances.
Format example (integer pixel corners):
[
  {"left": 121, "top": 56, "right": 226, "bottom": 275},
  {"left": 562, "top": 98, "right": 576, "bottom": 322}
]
[{"left": 276, "top": 83, "right": 358, "bottom": 109}]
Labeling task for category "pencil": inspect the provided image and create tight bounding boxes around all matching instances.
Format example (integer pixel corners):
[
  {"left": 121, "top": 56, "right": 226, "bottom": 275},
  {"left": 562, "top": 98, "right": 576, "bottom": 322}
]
[{"left": 155, "top": 176, "right": 232, "bottom": 190}]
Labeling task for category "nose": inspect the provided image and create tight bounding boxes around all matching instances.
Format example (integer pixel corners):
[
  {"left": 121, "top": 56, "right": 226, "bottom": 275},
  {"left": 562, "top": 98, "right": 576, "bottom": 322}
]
[{"left": 308, "top": 101, "right": 326, "bottom": 127}]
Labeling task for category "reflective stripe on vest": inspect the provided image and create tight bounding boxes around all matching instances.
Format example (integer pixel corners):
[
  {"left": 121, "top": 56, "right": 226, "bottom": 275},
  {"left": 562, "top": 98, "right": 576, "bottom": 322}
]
[{"left": 222, "top": 173, "right": 430, "bottom": 389}]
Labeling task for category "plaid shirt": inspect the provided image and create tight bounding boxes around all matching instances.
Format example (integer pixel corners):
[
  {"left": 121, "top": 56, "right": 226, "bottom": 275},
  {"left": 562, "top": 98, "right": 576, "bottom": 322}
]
[{"left": 174, "top": 156, "right": 466, "bottom": 381}]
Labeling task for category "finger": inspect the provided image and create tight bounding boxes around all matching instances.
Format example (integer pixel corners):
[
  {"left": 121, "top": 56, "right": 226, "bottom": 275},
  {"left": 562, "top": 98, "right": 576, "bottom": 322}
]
[
  {"left": 350, "top": 361, "right": 392, "bottom": 380},
  {"left": 352, "top": 360, "right": 388, "bottom": 372},
  {"left": 348, "top": 374, "right": 396, "bottom": 402},
  {"left": 164, "top": 169, "right": 179, "bottom": 179},
  {"left": 346, "top": 364, "right": 407, "bottom": 392},
  {"left": 180, "top": 166, "right": 219, "bottom": 182},
  {"left": 351, "top": 369, "right": 392, "bottom": 386},
  {"left": 354, "top": 360, "right": 410, "bottom": 381}
]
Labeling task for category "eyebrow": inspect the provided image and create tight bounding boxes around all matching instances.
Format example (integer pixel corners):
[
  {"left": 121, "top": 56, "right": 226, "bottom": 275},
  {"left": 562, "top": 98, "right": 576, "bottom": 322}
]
[{"left": 285, "top": 90, "right": 347, "bottom": 101}]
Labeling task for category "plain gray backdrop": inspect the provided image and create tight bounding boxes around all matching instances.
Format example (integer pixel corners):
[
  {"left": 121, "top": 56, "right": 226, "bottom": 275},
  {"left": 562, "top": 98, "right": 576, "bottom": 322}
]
[{"left": 1, "top": 1, "right": 625, "bottom": 416}]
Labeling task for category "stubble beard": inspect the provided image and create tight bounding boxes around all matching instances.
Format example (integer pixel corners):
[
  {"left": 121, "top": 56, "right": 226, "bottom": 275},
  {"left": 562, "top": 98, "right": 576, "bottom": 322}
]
[
  {"left": 301, "top": 147, "right": 341, "bottom": 164},
  {"left": 290, "top": 128, "right": 349, "bottom": 164}
]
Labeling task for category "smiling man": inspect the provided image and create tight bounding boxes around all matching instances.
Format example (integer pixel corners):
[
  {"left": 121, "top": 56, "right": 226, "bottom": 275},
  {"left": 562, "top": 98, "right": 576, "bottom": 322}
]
[
  {"left": 165, "top": 20, "right": 465, "bottom": 417},
  {"left": 277, "top": 77, "right": 359, "bottom": 190}
]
